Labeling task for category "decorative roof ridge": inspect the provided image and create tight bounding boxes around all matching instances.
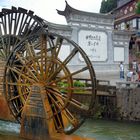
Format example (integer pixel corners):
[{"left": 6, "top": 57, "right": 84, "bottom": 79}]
[
  {"left": 56, "top": 0, "right": 82, "bottom": 16},
  {"left": 43, "top": 19, "right": 72, "bottom": 30},
  {"left": 57, "top": 0, "right": 113, "bottom": 18}
]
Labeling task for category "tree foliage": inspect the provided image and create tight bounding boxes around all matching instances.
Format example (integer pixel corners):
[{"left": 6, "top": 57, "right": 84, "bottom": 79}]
[
  {"left": 100, "top": 0, "right": 117, "bottom": 13},
  {"left": 135, "top": 1, "right": 140, "bottom": 14}
]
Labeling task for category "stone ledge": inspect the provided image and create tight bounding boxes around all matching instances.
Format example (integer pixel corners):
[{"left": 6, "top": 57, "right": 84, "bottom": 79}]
[{"left": 116, "top": 81, "right": 140, "bottom": 88}]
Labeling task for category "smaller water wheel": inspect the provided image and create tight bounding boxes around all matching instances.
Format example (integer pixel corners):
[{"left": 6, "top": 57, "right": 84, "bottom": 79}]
[
  {"left": 0, "top": 6, "right": 46, "bottom": 60},
  {"left": 4, "top": 31, "right": 96, "bottom": 139}
]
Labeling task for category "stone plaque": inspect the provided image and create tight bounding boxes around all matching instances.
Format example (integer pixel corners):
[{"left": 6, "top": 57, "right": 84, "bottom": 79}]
[
  {"left": 114, "top": 47, "right": 124, "bottom": 62},
  {"left": 78, "top": 30, "right": 107, "bottom": 61}
]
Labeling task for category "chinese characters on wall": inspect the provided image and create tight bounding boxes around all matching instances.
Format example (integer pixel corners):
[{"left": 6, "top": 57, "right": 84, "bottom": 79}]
[
  {"left": 78, "top": 30, "right": 107, "bottom": 61},
  {"left": 86, "top": 34, "right": 100, "bottom": 53}
]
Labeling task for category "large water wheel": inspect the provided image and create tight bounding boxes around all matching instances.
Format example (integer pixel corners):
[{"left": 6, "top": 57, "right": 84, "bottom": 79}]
[{"left": 1, "top": 7, "right": 96, "bottom": 140}]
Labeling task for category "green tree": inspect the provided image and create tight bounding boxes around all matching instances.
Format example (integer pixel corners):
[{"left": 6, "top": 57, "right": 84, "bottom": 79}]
[
  {"left": 100, "top": 0, "right": 117, "bottom": 13},
  {"left": 135, "top": 1, "right": 140, "bottom": 14}
]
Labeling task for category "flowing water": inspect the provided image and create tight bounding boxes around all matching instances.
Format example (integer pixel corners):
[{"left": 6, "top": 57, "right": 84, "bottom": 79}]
[
  {"left": 74, "top": 119, "right": 140, "bottom": 140},
  {"left": 0, "top": 119, "right": 140, "bottom": 140}
]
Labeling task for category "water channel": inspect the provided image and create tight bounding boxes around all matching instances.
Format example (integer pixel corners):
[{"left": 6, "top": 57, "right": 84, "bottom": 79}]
[{"left": 0, "top": 119, "right": 140, "bottom": 140}]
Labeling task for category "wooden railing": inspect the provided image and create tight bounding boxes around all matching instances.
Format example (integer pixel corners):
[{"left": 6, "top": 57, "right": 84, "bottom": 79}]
[{"left": 73, "top": 78, "right": 116, "bottom": 96}]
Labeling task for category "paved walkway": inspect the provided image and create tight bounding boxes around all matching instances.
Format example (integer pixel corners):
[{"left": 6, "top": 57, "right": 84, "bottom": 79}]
[{"left": 96, "top": 72, "right": 127, "bottom": 86}]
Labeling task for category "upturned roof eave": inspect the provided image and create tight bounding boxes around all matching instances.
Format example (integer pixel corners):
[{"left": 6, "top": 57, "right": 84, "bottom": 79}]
[{"left": 57, "top": 0, "right": 114, "bottom": 19}]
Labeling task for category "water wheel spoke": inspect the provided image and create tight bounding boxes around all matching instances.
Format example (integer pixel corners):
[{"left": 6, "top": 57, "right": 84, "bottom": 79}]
[
  {"left": 15, "top": 107, "right": 23, "bottom": 117},
  {"left": 0, "top": 24, "right": 3, "bottom": 35},
  {"left": 2, "top": 15, "right": 6, "bottom": 34},
  {"left": 24, "top": 43, "right": 36, "bottom": 58},
  {"left": 28, "top": 59, "right": 42, "bottom": 79},
  {"left": 9, "top": 12, "right": 14, "bottom": 33},
  {"left": 54, "top": 88, "right": 89, "bottom": 110},
  {"left": 63, "top": 108, "right": 79, "bottom": 128},
  {"left": 47, "top": 87, "right": 88, "bottom": 111},
  {"left": 47, "top": 88, "right": 68, "bottom": 103},
  {"left": 14, "top": 12, "right": 20, "bottom": 34},
  {"left": 50, "top": 36, "right": 63, "bottom": 59},
  {"left": 43, "top": 37, "right": 48, "bottom": 79},
  {"left": 35, "top": 37, "right": 63, "bottom": 79},
  {"left": 46, "top": 87, "right": 71, "bottom": 113},
  {"left": 20, "top": 16, "right": 32, "bottom": 36},
  {"left": 34, "top": 47, "right": 52, "bottom": 79},
  {"left": 50, "top": 66, "right": 88, "bottom": 85},
  {"left": 0, "top": 37, "right": 5, "bottom": 46},
  {"left": 8, "top": 69, "right": 19, "bottom": 81},
  {"left": 9, "top": 13, "right": 13, "bottom": 33},
  {"left": 47, "top": 92, "right": 63, "bottom": 111},
  {"left": 18, "top": 13, "right": 26, "bottom": 35},
  {"left": 70, "top": 97, "right": 89, "bottom": 111},
  {"left": 46, "top": 62, "right": 64, "bottom": 82},
  {"left": 47, "top": 37, "right": 62, "bottom": 75},
  {"left": 0, "top": 39, "right": 6, "bottom": 56},
  {"left": 6, "top": 14, "right": 11, "bottom": 35},
  {"left": 15, "top": 54, "right": 39, "bottom": 82},
  {"left": 7, "top": 36, "right": 11, "bottom": 55},
  {"left": 63, "top": 47, "right": 78, "bottom": 65},
  {"left": 25, "top": 67, "right": 38, "bottom": 82},
  {"left": 7, "top": 82, "right": 30, "bottom": 86},
  {"left": 28, "top": 21, "right": 40, "bottom": 35},
  {"left": 24, "top": 47, "right": 41, "bottom": 74},
  {"left": 45, "top": 91, "right": 64, "bottom": 130},
  {"left": 7, "top": 66, "right": 36, "bottom": 83},
  {"left": 48, "top": 66, "right": 88, "bottom": 86},
  {"left": 62, "top": 91, "right": 89, "bottom": 111},
  {"left": 71, "top": 66, "right": 89, "bottom": 76},
  {"left": 43, "top": 59, "right": 52, "bottom": 78},
  {"left": 46, "top": 48, "right": 78, "bottom": 82},
  {"left": 26, "top": 55, "right": 48, "bottom": 80},
  {"left": 47, "top": 90, "right": 80, "bottom": 128},
  {"left": 8, "top": 92, "right": 29, "bottom": 102},
  {"left": 49, "top": 94, "right": 79, "bottom": 127},
  {"left": 10, "top": 64, "right": 23, "bottom": 68},
  {"left": 46, "top": 90, "right": 79, "bottom": 132},
  {"left": 54, "top": 37, "right": 63, "bottom": 58},
  {"left": 47, "top": 60, "right": 57, "bottom": 76},
  {"left": 40, "top": 34, "right": 47, "bottom": 75},
  {"left": 25, "top": 19, "right": 36, "bottom": 34},
  {"left": 0, "top": 50, "right": 5, "bottom": 58}
]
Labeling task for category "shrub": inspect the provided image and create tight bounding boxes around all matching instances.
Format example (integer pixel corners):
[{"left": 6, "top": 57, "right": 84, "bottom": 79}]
[{"left": 58, "top": 80, "right": 86, "bottom": 94}]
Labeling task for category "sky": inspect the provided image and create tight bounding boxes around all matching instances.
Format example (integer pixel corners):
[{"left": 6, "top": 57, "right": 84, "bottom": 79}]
[{"left": 0, "top": 0, "right": 102, "bottom": 25}]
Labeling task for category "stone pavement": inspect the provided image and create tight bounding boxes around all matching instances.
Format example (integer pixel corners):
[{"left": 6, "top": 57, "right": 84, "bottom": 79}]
[{"left": 96, "top": 71, "right": 127, "bottom": 86}]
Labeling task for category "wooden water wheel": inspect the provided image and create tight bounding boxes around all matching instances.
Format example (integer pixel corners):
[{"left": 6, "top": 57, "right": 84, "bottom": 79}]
[
  {"left": 0, "top": 6, "right": 46, "bottom": 60},
  {"left": 1, "top": 6, "right": 96, "bottom": 140}
]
